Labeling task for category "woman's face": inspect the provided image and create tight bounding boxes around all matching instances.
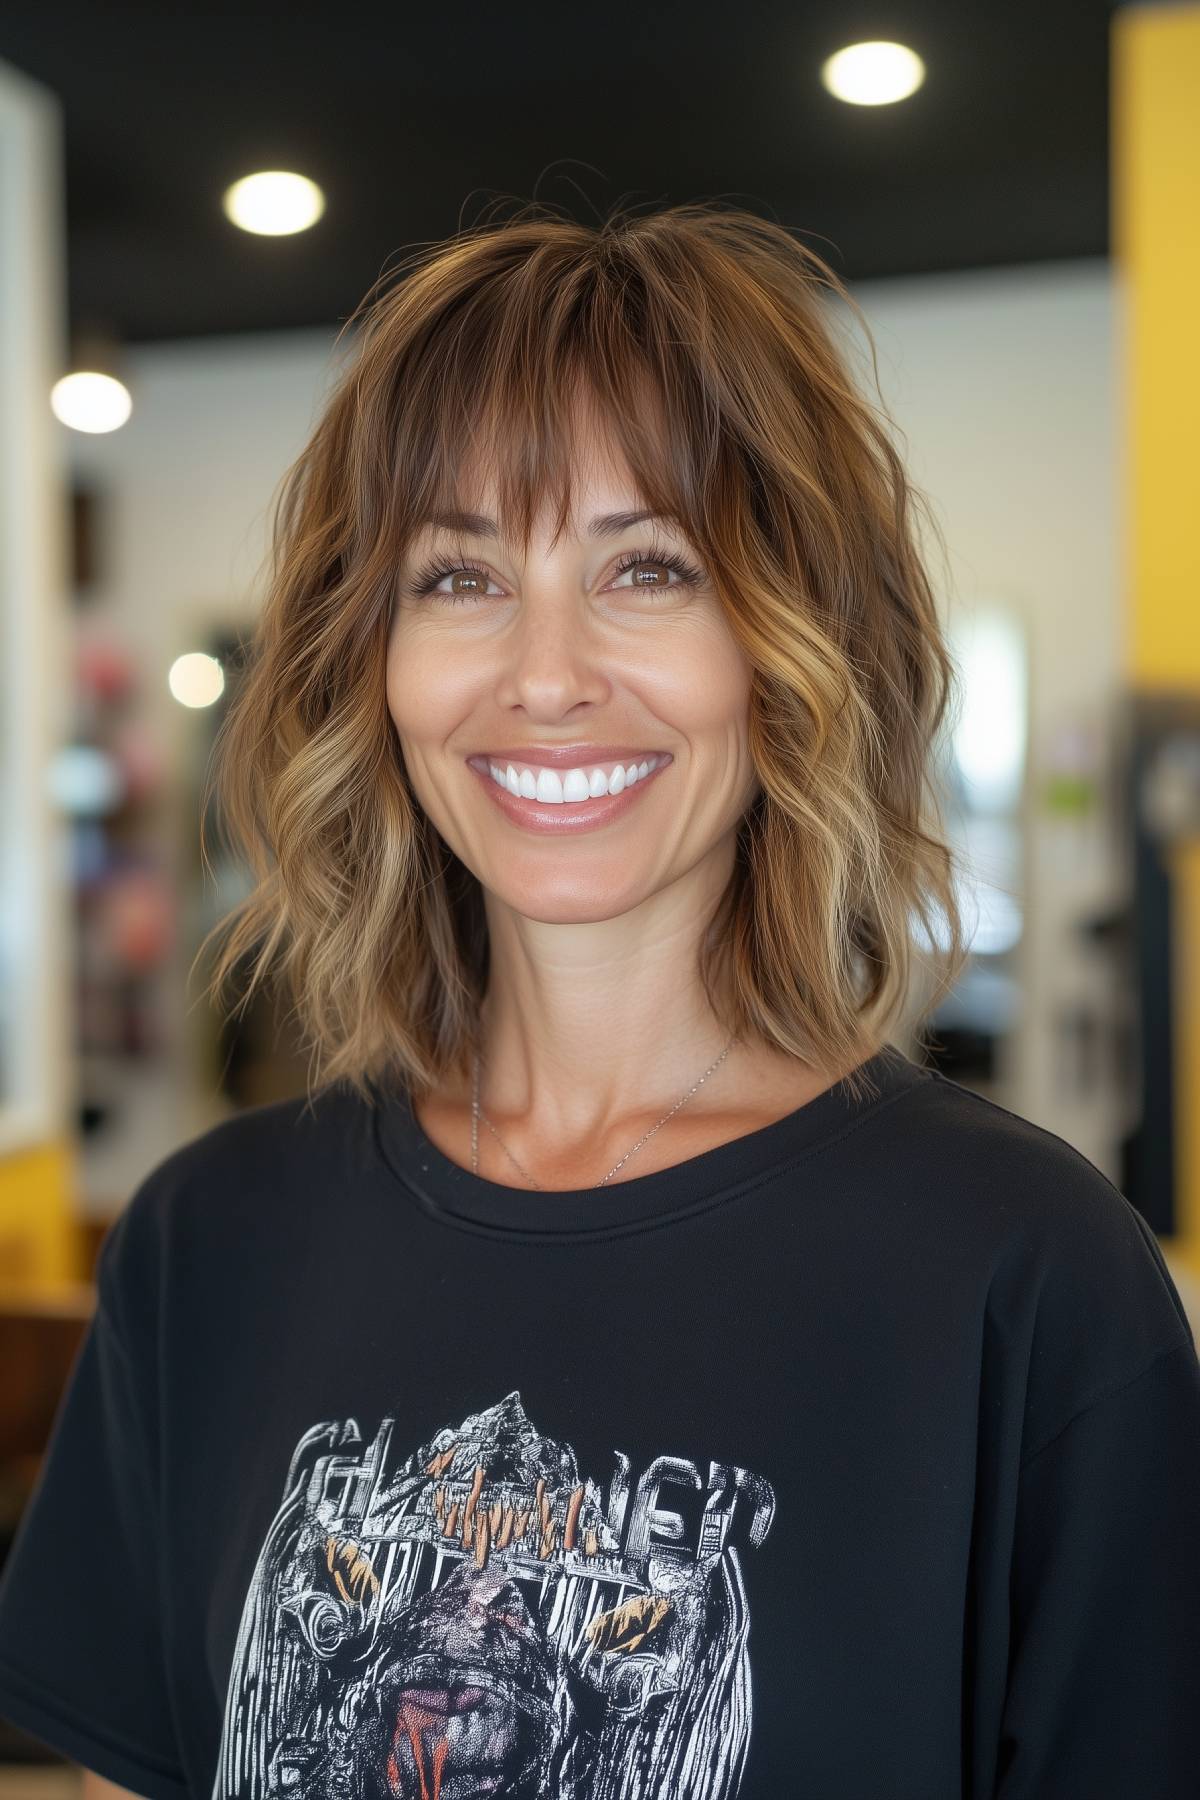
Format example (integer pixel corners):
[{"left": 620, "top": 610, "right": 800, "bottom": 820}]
[{"left": 386, "top": 412, "right": 760, "bottom": 925}]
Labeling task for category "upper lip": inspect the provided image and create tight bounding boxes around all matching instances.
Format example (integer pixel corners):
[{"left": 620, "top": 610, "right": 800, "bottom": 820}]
[{"left": 471, "top": 745, "right": 669, "bottom": 768}]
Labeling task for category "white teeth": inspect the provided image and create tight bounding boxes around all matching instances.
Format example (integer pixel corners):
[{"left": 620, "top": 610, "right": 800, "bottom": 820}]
[{"left": 483, "top": 754, "right": 665, "bottom": 804}]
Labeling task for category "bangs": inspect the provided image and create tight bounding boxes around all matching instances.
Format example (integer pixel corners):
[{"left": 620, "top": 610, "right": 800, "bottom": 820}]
[{"left": 385, "top": 248, "right": 722, "bottom": 557}]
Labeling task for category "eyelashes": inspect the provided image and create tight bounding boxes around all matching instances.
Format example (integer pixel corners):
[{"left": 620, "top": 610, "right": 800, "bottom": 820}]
[
  {"left": 404, "top": 556, "right": 489, "bottom": 601},
  {"left": 404, "top": 541, "right": 706, "bottom": 604},
  {"left": 610, "top": 545, "right": 705, "bottom": 588}
]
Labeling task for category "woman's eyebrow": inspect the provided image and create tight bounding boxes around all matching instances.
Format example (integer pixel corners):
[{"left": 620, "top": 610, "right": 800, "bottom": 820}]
[{"left": 422, "top": 508, "right": 668, "bottom": 539}]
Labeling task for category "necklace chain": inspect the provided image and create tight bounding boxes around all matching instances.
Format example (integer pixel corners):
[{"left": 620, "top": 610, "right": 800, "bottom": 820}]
[{"left": 470, "top": 1036, "right": 736, "bottom": 1189}]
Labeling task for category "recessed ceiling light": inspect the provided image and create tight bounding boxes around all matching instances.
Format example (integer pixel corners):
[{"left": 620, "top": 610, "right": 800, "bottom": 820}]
[
  {"left": 222, "top": 170, "right": 325, "bottom": 236},
  {"left": 50, "top": 371, "right": 132, "bottom": 434},
  {"left": 820, "top": 40, "right": 925, "bottom": 106}
]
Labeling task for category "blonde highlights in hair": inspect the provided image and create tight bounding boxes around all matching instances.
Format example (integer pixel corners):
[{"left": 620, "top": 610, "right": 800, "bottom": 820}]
[{"left": 198, "top": 201, "right": 968, "bottom": 1109}]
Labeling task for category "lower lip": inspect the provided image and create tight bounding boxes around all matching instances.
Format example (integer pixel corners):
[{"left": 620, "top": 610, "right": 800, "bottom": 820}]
[{"left": 467, "top": 756, "right": 672, "bottom": 833}]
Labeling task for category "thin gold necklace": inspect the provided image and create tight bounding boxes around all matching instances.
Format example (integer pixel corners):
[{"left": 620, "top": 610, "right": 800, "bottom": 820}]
[{"left": 470, "top": 1036, "right": 737, "bottom": 1189}]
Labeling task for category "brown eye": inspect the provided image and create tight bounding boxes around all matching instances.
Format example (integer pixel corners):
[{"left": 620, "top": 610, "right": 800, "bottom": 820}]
[
  {"left": 449, "top": 570, "right": 487, "bottom": 595},
  {"left": 610, "top": 546, "right": 703, "bottom": 593},
  {"left": 406, "top": 558, "right": 496, "bottom": 603},
  {"left": 631, "top": 561, "right": 671, "bottom": 586}
]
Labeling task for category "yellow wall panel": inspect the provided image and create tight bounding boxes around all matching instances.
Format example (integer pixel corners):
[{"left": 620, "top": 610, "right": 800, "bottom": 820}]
[
  {"left": 1112, "top": 4, "right": 1200, "bottom": 689},
  {"left": 1113, "top": 4, "right": 1200, "bottom": 1264},
  {"left": 0, "top": 1141, "right": 82, "bottom": 1286}
]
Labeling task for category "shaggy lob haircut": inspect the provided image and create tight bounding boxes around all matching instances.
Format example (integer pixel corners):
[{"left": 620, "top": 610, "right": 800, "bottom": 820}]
[{"left": 199, "top": 201, "right": 969, "bottom": 1110}]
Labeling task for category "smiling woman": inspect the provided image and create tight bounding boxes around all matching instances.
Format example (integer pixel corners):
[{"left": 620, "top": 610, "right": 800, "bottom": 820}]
[
  {"left": 0, "top": 201, "right": 1198, "bottom": 1800},
  {"left": 200, "top": 199, "right": 970, "bottom": 1112}
]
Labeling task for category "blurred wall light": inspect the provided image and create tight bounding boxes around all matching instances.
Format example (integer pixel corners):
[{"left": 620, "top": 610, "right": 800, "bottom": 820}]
[
  {"left": 821, "top": 41, "right": 926, "bottom": 105},
  {"left": 948, "top": 606, "right": 1028, "bottom": 812},
  {"left": 222, "top": 170, "right": 325, "bottom": 235},
  {"left": 51, "top": 370, "right": 132, "bottom": 434},
  {"left": 168, "top": 652, "right": 225, "bottom": 709},
  {"left": 46, "top": 744, "right": 125, "bottom": 816}
]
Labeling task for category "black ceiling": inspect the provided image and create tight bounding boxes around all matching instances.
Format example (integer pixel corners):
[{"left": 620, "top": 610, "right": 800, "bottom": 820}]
[{"left": 3, "top": 0, "right": 1117, "bottom": 345}]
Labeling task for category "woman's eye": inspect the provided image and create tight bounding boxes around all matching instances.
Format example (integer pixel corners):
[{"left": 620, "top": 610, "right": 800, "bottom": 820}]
[
  {"left": 414, "top": 565, "right": 500, "bottom": 602},
  {"left": 439, "top": 569, "right": 495, "bottom": 597},
  {"left": 608, "top": 550, "right": 704, "bottom": 592},
  {"left": 613, "top": 560, "right": 674, "bottom": 589}
]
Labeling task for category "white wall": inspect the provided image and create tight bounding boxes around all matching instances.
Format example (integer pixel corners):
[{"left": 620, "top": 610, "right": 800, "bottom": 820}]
[
  {"left": 0, "top": 58, "right": 70, "bottom": 1157},
  {"left": 68, "top": 261, "right": 1125, "bottom": 1203}
]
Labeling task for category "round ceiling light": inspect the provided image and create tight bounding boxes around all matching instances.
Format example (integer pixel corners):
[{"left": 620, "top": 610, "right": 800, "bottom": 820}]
[
  {"left": 50, "top": 371, "right": 132, "bottom": 434},
  {"left": 820, "top": 41, "right": 926, "bottom": 106},
  {"left": 222, "top": 170, "right": 325, "bottom": 236}
]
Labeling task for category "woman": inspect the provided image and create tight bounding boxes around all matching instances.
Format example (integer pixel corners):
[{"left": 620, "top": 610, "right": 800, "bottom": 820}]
[{"left": 0, "top": 203, "right": 1197, "bottom": 1800}]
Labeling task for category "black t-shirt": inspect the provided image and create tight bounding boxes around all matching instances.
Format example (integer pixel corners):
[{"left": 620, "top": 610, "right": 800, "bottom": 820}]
[{"left": 1, "top": 1043, "right": 1198, "bottom": 1800}]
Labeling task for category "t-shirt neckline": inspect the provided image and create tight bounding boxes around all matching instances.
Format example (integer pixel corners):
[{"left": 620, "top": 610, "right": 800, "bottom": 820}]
[{"left": 373, "top": 1042, "right": 929, "bottom": 1241}]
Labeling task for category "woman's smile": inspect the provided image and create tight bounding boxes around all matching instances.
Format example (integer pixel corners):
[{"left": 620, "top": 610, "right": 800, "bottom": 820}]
[{"left": 466, "top": 750, "right": 673, "bottom": 833}]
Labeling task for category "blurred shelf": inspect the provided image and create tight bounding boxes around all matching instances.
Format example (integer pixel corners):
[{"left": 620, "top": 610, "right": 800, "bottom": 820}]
[
  {"left": 0, "top": 1773, "right": 80, "bottom": 1797},
  {"left": 0, "top": 1284, "right": 94, "bottom": 1318}
]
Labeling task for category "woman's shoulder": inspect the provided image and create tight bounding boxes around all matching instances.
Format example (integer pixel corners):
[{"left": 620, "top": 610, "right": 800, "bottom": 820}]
[
  {"left": 892, "top": 1063, "right": 1195, "bottom": 1433},
  {"left": 890, "top": 1057, "right": 1160, "bottom": 1249}
]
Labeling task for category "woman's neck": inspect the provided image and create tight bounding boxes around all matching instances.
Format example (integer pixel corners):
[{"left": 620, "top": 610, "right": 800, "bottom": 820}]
[{"left": 417, "top": 1010, "right": 876, "bottom": 1192}]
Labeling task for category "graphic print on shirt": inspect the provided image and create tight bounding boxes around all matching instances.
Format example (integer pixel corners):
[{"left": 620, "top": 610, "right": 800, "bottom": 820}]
[{"left": 212, "top": 1389, "right": 776, "bottom": 1800}]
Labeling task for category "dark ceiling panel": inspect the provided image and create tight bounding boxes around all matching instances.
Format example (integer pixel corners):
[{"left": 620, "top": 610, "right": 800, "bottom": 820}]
[{"left": 1, "top": 0, "right": 1118, "bottom": 343}]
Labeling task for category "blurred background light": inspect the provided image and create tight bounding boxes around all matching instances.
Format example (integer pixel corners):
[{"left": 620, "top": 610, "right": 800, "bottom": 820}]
[
  {"left": 949, "top": 607, "right": 1028, "bottom": 812},
  {"left": 50, "top": 370, "right": 132, "bottom": 434},
  {"left": 221, "top": 169, "right": 325, "bottom": 235},
  {"left": 45, "top": 744, "right": 125, "bottom": 816},
  {"left": 820, "top": 41, "right": 926, "bottom": 106},
  {"left": 167, "top": 652, "right": 225, "bottom": 708}
]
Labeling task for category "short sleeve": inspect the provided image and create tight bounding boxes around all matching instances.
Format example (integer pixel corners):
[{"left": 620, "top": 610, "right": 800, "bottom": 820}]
[
  {"left": 996, "top": 1332, "right": 1200, "bottom": 1798},
  {"left": 0, "top": 1200, "right": 188, "bottom": 1798}
]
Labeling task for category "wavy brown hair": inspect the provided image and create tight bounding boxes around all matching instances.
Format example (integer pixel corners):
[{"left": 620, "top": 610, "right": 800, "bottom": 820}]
[{"left": 197, "top": 200, "right": 968, "bottom": 1111}]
